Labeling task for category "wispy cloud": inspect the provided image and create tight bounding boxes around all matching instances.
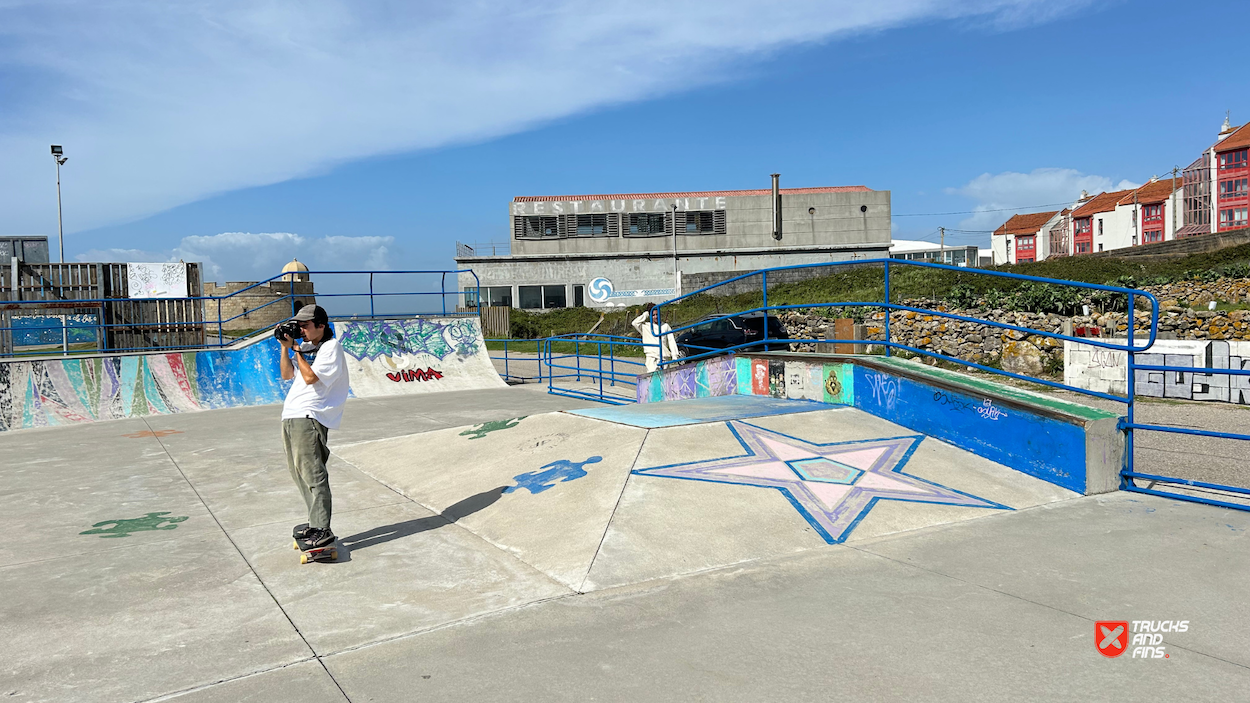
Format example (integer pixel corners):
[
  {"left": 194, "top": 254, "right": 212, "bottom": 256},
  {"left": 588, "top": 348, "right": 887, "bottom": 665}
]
[
  {"left": 1, "top": 0, "right": 1091, "bottom": 237},
  {"left": 78, "top": 231, "right": 394, "bottom": 283},
  {"left": 950, "top": 167, "right": 1140, "bottom": 233}
]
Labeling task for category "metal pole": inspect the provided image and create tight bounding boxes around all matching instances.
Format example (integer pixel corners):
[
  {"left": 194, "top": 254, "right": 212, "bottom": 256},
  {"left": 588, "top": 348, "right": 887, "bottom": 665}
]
[
  {"left": 884, "top": 260, "right": 892, "bottom": 357},
  {"left": 1125, "top": 292, "right": 1136, "bottom": 488},
  {"left": 939, "top": 227, "right": 945, "bottom": 265},
  {"left": 672, "top": 204, "right": 679, "bottom": 296},
  {"left": 56, "top": 160, "right": 65, "bottom": 264},
  {"left": 762, "top": 270, "right": 769, "bottom": 352},
  {"left": 369, "top": 273, "right": 375, "bottom": 318}
]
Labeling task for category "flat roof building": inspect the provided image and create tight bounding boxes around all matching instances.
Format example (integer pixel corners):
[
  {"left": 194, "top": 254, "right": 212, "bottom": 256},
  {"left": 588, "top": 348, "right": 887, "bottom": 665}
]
[{"left": 456, "top": 183, "right": 891, "bottom": 310}]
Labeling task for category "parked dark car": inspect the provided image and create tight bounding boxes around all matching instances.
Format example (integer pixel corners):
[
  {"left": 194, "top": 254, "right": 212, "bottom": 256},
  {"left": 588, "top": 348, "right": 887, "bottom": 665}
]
[{"left": 674, "top": 312, "right": 790, "bottom": 357}]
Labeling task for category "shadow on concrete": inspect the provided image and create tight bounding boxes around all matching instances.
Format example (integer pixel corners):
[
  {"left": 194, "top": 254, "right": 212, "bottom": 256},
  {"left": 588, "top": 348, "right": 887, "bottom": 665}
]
[{"left": 340, "top": 486, "right": 507, "bottom": 552}]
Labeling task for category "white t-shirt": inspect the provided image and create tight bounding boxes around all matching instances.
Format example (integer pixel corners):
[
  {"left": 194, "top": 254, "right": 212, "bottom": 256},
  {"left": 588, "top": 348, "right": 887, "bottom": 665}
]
[{"left": 282, "top": 337, "right": 351, "bottom": 429}]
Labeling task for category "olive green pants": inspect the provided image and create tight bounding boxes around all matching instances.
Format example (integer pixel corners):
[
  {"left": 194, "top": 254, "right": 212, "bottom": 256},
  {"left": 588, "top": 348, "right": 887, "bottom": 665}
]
[{"left": 282, "top": 417, "right": 332, "bottom": 531}]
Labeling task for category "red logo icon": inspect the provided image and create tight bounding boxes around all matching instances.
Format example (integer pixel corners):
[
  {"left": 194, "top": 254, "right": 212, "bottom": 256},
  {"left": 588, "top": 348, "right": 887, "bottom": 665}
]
[{"left": 1096, "top": 621, "right": 1129, "bottom": 658}]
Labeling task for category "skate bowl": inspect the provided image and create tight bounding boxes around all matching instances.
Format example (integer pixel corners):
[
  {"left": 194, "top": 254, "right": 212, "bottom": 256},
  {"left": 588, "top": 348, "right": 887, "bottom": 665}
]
[
  {"left": 0, "top": 315, "right": 503, "bottom": 432},
  {"left": 630, "top": 352, "right": 1124, "bottom": 496}
]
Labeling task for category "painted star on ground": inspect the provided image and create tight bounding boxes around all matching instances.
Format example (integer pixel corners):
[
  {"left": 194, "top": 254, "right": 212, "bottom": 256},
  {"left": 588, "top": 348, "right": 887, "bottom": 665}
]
[{"left": 634, "top": 420, "right": 1010, "bottom": 544}]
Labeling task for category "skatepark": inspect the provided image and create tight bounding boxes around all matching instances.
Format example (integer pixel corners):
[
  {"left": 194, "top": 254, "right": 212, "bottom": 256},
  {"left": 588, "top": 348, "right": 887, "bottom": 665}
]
[{"left": 2, "top": 303, "right": 1249, "bottom": 702}]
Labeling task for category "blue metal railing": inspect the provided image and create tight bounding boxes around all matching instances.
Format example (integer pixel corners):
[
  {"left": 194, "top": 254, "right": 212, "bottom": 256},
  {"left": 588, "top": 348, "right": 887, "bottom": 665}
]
[
  {"left": 535, "top": 257, "right": 1250, "bottom": 512},
  {"left": 541, "top": 334, "right": 646, "bottom": 405},
  {"left": 1, "top": 269, "right": 482, "bottom": 358}
]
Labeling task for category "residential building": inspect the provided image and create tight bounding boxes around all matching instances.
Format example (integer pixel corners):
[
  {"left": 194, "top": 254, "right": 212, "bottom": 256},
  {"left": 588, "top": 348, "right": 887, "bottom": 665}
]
[
  {"left": 1111, "top": 177, "right": 1183, "bottom": 247},
  {"left": 1179, "top": 116, "right": 1250, "bottom": 236},
  {"left": 455, "top": 184, "right": 892, "bottom": 310},
  {"left": 1070, "top": 189, "right": 1134, "bottom": 255},
  {"left": 991, "top": 211, "right": 1061, "bottom": 265}
]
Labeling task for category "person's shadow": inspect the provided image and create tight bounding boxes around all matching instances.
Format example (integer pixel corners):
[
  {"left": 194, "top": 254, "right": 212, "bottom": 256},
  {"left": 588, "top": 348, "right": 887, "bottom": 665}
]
[{"left": 340, "top": 486, "right": 506, "bottom": 553}]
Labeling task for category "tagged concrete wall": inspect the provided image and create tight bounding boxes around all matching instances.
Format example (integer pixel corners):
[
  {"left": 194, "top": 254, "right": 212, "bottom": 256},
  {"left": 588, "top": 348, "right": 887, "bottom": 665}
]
[
  {"left": 1065, "top": 338, "right": 1250, "bottom": 403},
  {"left": 0, "top": 316, "right": 503, "bottom": 432},
  {"left": 637, "top": 353, "right": 1123, "bottom": 495}
]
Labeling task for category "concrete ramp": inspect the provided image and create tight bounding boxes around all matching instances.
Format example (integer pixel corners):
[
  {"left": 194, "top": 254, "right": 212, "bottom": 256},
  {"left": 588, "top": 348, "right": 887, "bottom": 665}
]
[
  {"left": 334, "top": 396, "right": 1077, "bottom": 593},
  {"left": 0, "top": 315, "right": 505, "bottom": 432}
]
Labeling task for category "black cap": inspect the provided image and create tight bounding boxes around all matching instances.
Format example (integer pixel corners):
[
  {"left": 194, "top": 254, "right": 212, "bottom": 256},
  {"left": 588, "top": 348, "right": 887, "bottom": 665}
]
[{"left": 290, "top": 304, "right": 327, "bottom": 324}]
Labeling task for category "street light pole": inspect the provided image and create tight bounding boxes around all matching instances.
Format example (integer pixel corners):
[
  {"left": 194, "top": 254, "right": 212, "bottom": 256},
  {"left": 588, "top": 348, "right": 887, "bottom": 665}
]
[{"left": 51, "top": 145, "right": 67, "bottom": 263}]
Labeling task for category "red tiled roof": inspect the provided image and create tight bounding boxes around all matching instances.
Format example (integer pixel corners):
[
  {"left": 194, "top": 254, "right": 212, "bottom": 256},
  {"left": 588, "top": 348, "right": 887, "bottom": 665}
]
[
  {"left": 993, "top": 211, "right": 1059, "bottom": 236},
  {"left": 1116, "top": 179, "right": 1181, "bottom": 206},
  {"left": 1215, "top": 123, "right": 1250, "bottom": 153},
  {"left": 1071, "top": 190, "right": 1134, "bottom": 218},
  {"left": 513, "top": 186, "right": 872, "bottom": 202}
]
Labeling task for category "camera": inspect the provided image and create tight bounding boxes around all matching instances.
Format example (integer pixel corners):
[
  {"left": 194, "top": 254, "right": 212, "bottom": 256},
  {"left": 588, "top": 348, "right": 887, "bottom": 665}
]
[{"left": 274, "top": 320, "right": 302, "bottom": 342}]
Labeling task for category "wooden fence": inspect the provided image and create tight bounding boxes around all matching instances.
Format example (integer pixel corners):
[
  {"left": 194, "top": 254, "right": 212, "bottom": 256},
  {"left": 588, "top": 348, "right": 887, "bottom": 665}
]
[{"left": 0, "top": 262, "right": 205, "bottom": 355}]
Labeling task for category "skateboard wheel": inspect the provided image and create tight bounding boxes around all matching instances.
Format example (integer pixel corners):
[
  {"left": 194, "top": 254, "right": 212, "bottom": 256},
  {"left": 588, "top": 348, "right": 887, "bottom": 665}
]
[
  {"left": 292, "top": 539, "right": 299, "bottom": 550},
  {"left": 300, "top": 553, "right": 310, "bottom": 564}
]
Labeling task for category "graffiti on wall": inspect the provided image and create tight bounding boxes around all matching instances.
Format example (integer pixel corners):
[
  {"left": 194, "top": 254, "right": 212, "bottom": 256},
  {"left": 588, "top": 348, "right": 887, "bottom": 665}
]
[
  {"left": 386, "top": 368, "right": 443, "bottom": 383},
  {"left": 1135, "top": 340, "right": 1250, "bottom": 403},
  {"left": 865, "top": 372, "right": 899, "bottom": 413},
  {"left": 339, "top": 318, "right": 481, "bottom": 361}
]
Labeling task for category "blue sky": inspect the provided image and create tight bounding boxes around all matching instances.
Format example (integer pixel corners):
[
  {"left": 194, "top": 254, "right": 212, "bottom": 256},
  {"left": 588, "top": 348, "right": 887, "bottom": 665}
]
[{"left": 2, "top": 0, "right": 1245, "bottom": 283}]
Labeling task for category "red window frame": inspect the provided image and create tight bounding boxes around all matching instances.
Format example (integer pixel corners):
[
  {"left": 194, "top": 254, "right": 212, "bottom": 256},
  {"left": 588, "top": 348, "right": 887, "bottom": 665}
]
[
  {"left": 1143, "top": 230, "right": 1163, "bottom": 243},
  {"left": 1219, "top": 149, "right": 1248, "bottom": 171},
  {"left": 1017, "top": 235, "right": 1035, "bottom": 251},
  {"left": 1220, "top": 177, "right": 1249, "bottom": 200}
]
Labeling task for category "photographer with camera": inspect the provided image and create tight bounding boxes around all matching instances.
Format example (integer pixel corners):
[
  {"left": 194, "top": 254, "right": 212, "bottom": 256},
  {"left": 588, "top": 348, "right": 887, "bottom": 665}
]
[{"left": 277, "top": 304, "right": 350, "bottom": 555}]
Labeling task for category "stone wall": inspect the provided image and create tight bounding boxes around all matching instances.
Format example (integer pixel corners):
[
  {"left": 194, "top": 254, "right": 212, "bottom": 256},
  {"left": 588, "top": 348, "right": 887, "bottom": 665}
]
[{"left": 202, "top": 281, "right": 316, "bottom": 331}]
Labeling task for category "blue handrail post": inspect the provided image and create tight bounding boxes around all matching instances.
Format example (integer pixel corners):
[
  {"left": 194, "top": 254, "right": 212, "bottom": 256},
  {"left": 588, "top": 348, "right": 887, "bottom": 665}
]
[
  {"left": 1125, "top": 292, "right": 1136, "bottom": 488},
  {"left": 441, "top": 272, "right": 447, "bottom": 315},
  {"left": 369, "top": 273, "right": 375, "bottom": 319},
  {"left": 217, "top": 298, "right": 223, "bottom": 348},
  {"left": 761, "top": 270, "right": 769, "bottom": 352},
  {"left": 883, "top": 260, "right": 892, "bottom": 357},
  {"left": 504, "top": 339, "right": 510, "bottom": 382},
  {"left": 576, "top": 339, "right": 582, "bottom": 382},
  {"left": 598, "top": 341, "right": 604, "bottom": 399},
  {"left": 610, "top": 341, "right": 616, "bottom": 387}
]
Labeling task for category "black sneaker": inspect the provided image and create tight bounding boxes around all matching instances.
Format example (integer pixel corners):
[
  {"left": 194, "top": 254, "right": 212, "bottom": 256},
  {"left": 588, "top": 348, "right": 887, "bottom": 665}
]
[
  {"left": 298, "top": 528, "right": 335, "bottom": 551},
  {"left": 292, "top": 523, "right": 311, "bottom": 540}
]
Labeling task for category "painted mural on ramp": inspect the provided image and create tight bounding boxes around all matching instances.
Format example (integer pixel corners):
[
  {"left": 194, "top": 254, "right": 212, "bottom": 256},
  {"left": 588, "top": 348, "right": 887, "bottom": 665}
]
[{"left": 0, "top": 316, "right": 504, "bottom": 432}]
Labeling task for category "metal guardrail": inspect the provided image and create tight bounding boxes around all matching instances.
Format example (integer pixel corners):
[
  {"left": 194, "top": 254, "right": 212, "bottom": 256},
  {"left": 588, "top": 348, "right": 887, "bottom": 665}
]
[{"left": 0, "top": 269, "right": 482, "bottom": 358}]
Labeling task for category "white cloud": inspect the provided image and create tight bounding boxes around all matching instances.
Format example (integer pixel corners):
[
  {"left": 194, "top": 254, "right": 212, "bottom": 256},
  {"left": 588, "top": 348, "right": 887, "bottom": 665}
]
[
  {"left": 77, "top": 231, "right": 394, "bottom": 283},
  {"left": 950, "top": 168, "right": 1141, "bottom": 233},
  {"left": 1, "top": 0, "right": 1091, "bottom": 237}
]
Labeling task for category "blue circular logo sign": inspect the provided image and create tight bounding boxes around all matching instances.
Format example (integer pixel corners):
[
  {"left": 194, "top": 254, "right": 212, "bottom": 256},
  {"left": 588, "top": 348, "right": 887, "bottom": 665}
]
[{"left": 588, "top": 277, "right": 614, "bottom": 303}]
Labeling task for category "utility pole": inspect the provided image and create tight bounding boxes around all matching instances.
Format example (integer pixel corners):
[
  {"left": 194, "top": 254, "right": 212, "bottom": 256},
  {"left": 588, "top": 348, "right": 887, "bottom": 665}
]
[
  {"left": 671, "top": 203, "right": 679, "bottom": 296},
  {"left": 939, "top": 226, "right": 945, "bottom": 264},
  {"left": 1172, "top": 166, "right": 1180, "bottom": 239},
  {"left": 50, "top": 145, "right": 69, "bottom": 354}
]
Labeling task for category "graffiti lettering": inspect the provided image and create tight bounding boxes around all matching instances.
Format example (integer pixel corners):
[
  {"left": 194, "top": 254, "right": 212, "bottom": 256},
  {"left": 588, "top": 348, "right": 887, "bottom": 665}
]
[
  {"left": 976, "top": 399, "right": 1009, "bottom": 420},
  {"left": 1089, "top": 348, "right": 1122, "bottom": 368},
  {"left": 386, "top": 368, "right": 443, "bottom": 383},
  {"left": 932, "top": 390, "right": 974, "bottom": 413},
  {"left": 866, "top": 372, "right": 899, "bottom": 412}
]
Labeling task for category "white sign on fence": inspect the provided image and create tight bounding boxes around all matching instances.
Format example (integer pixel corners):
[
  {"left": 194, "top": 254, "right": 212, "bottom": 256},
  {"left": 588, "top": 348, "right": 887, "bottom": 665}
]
[{"left": 127, "top": 263, "right": 188, "bottom": 299}]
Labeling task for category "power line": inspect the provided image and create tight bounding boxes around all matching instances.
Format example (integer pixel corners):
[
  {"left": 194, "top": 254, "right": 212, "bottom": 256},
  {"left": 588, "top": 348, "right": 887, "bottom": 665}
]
[{"left": 893, "top": 201, "right": 1075, "bottom": 217}]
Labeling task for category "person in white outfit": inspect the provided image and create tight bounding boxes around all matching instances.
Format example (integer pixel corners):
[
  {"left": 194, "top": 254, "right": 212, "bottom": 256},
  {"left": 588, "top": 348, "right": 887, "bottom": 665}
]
[{"left": 631, "top": 303, "right": 681, "bottom": 373}]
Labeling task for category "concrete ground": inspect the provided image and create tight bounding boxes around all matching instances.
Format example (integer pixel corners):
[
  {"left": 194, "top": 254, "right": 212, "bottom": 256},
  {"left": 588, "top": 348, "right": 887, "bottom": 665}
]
[{"left": 2, "top": 386, "right": 1248, "bottom": 702}]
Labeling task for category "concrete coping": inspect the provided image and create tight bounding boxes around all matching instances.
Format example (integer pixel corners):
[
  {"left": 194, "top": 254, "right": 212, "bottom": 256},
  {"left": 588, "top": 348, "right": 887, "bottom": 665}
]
[{"left": 746, "top": 351, "right": 1122, "bottom": 425}]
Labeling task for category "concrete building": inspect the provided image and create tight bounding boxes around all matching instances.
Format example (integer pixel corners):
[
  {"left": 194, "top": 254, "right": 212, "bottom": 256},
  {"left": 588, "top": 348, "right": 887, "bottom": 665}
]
[
  {"left": 456, "top": 184, "right": 891, "bottom": 310},
  {"left": 991, "top": 211, "right": 1063, "bottom": 264},
  {"left": 889, "top": 239, "right": 980, "bottom": 267}
]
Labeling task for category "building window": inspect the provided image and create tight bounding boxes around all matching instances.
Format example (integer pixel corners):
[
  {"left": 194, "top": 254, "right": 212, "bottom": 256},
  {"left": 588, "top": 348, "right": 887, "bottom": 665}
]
[
  {"left": 1220, "top": 208, "right": 1249, "bottom": 228},
  {"left": 1220, "top": 178, "right": 1249, "bottom": 199},
  {"left": 518, "top": 285, "right": 568, "bottom": 310},
  {"left": 576, "top": 214, "right": 608, "bottom": 235},
  {"left": 1018, "top": 236, "right": 1034, "bottom": 250},
  {"left": 684, "top": 211, "right": 716, "bottom": 233},
  {"left": 573, "top": 285, "right": 584, "bottom": 308},
  {"left": 484, "top": 286, "right": 512, "bottom": 307},
  {"left": 1076, "top": 242, "right": 1091, "bottom": 253},
  {"left": 1098, "top": 243, "right": 1104, "bottom": 252},
  {"left": 1098, "top": 218, "right": 1103, "bottom": 235},
  {"left": 518, "top": 216, "right": 559, "bottom": 238},
  {"left": 1132, "top": 235, "right": 1138, "bottom": 246},
  {"left": 1219, "top": 149, "right": 1248, "bottom": 170},
  {"left": 1143, "top": 204, "right": 1162, "bottom": 222},
  {"left": 543, "top": 285, "right": 567, "bottom": 309},
  {"left": 1144, "top": 230, "right": 1163, "bottom": 243},
  {"left": 628, "top": 213, "right": 667, "bottom": 235},
  {"left": 1075, "top": 218, "right": 1091, "bottom": 235},
  {"left": 519, "top": 286, "right": 542, "bottom": 309}
]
